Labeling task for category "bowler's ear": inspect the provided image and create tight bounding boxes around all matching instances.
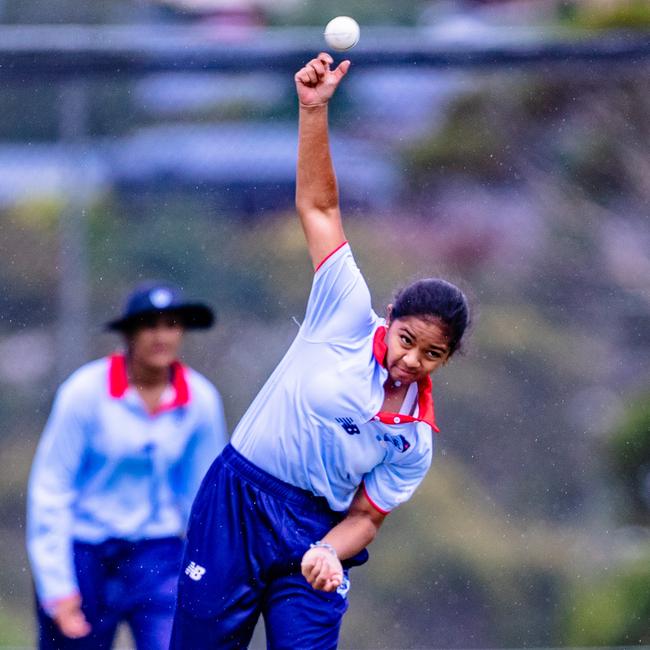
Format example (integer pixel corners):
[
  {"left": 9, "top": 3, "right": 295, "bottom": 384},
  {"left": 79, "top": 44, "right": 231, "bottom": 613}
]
[{"left": 386, "top": 304, "right": 394, "bottom": 327}]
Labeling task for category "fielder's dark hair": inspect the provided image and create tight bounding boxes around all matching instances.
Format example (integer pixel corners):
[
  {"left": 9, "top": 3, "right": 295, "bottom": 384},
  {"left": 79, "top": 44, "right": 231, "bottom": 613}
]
[{"left": 391, "top": 278, "right": 470, "bottom": 356}]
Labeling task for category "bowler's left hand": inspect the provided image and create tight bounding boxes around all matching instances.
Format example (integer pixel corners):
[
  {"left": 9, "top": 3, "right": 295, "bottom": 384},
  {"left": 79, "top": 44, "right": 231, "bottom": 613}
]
[{"left": 301, "top": 546, "right": 344, "bottom": 592}]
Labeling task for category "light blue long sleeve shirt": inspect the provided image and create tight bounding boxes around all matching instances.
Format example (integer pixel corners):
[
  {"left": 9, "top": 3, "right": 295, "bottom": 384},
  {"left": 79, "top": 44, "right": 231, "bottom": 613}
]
[{"left": 27, "top": 354, "right": 228, "bottom": 607}]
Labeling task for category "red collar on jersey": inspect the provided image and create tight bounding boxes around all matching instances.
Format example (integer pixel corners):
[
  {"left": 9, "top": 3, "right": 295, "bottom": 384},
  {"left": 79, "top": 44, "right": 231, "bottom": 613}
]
[
  {"left": 108, "top": 353, "right": 190, "bottom": 413},
  {"left": 372, "top": 326, "right": 439, "bottom": 433}
]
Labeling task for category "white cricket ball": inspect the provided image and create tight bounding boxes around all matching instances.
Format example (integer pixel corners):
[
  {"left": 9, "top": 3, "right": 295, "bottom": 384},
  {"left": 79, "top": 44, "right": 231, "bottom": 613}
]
[{"left": 324, "top": 16, "right": 360, "bottom": 52}]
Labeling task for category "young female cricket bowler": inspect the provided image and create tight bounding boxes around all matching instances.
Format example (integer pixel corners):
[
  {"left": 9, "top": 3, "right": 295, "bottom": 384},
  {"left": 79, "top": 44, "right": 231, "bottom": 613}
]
[
  {"left": 170, "top": 53, "right": 471, "bottom": 649},
  {"left": 27, "top": 283, "right": 228, "bottom": 650}
]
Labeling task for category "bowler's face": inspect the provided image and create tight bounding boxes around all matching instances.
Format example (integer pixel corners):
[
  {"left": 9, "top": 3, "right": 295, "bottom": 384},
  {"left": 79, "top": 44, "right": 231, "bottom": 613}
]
[
  {"left": 384, "top": 315, "right": 450, "bottom": 385},
  {"left": 128, "top": 313, "right": 184, "bottom": 370}
]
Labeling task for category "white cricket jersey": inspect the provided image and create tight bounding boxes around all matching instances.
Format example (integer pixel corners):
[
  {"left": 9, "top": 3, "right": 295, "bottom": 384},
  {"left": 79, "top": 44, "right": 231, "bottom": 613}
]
[
  {"left": 231, "top": 242, "right": 439, "bottom": 513},
  {"left": 27, "top": 355, "right": 228, "bottom": 605}
]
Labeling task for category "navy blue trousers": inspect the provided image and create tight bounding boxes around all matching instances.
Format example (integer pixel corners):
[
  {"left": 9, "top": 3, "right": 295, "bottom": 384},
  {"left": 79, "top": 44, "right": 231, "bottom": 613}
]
[
  {"left": 36, "top": 536, "right": 183, "bottom": 650},
  {"left": 170, "top": 444, "right": 368, "bottom": 650}
]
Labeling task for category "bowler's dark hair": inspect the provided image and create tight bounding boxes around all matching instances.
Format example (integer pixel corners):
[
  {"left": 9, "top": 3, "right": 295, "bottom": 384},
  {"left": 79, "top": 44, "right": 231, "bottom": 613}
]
[{"left": 391, "top": 278, "right": 470, "bottom": 356}]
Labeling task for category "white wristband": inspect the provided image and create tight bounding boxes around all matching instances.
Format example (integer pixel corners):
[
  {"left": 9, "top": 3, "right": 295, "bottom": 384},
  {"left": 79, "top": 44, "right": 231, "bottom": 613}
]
[{"left": 310, "top": 541, "right": 338, "bottom": 557}]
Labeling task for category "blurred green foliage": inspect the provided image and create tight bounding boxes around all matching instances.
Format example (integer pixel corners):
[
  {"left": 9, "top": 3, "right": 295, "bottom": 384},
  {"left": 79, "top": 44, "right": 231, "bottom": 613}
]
[
  {"left": 564, "top": 552, "right": 650, "bottom": 646},
  {"left": 0, "top": 610, "right": 30, "bottom": 647},
  {"left": 565, "top": 0, "right": 650, "bottom": 30},
  {"left": 608, "top": 395, "right": 650, "bottom": 524},
  {"left": 404, "top": 71, "right": 650, "bottom": 206},
  {"left": 407, "top": 92, "right": 514, "bottom": 183}
]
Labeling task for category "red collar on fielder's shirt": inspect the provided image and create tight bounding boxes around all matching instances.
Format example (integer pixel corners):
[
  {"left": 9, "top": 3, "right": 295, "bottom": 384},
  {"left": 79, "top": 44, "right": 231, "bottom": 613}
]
[
  {"left": 372, "top": 326, "right": 439, "bottom": 433},
  {"left": 108, "top": 353, "right": 190, "bottom": 413}
]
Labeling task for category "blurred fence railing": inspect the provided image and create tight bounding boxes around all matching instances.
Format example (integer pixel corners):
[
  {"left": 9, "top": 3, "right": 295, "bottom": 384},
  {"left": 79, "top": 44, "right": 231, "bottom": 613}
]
[{"left": 0, "top": 24, "right": 648, "bottom": 77}]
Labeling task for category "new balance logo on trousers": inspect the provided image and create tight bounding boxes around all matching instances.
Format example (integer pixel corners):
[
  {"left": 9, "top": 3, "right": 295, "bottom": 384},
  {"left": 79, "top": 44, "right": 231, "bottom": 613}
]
[{"left": 185, "top": 561, "right": 206, "bottom": 581}]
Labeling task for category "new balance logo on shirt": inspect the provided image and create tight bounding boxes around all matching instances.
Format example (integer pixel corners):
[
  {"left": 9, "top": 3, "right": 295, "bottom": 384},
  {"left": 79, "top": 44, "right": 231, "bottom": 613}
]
[
  {"left": 335, "top": 417, "right": 360, "bottom": 435},
  {"left": 185, "top": 561, "right": 206, "bottom": 581}
]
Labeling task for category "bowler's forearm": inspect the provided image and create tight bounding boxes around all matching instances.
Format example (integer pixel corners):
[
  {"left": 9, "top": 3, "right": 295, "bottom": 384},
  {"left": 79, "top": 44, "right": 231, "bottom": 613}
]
[
  {"left": 321, "top": 512, "right": 382, "bottom": 561},
  {"left": 296, "top": 103, "right": 339, "bottom": 217}
]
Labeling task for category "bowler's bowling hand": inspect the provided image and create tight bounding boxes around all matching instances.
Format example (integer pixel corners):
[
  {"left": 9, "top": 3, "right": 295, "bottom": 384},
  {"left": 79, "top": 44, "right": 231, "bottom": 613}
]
[{"left": 294, "top": 52, "right": 350, "bottom": 107}]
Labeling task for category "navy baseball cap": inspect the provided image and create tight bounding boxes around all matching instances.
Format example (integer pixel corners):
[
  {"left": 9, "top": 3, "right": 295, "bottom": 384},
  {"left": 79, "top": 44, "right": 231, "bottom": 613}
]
[{"left": 107, "top": 282, "right": 215, "bottom": 332}]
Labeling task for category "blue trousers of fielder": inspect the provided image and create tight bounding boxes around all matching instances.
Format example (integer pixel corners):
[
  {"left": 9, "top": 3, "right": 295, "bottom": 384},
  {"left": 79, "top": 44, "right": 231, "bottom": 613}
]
[
  {"left": 170, "top": 444, "right": 369, "bottom": 650},
  {"left": 36, "top": 536, "right": 183, "bottom": 650}
]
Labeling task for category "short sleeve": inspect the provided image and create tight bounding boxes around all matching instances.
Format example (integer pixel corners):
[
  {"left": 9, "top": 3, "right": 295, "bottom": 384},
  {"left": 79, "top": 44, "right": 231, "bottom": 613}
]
[
  {"left": 301, "top": 242, "right": 376, "bottom": 342},
  {"left": 362, "top": 444, "right": 433, "bottom": 514}
]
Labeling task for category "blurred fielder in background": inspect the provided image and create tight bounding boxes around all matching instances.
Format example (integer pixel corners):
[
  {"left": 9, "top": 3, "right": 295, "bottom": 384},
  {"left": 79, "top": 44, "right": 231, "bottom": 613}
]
[
  {"left": 27, "top": 282, "right": 228, "bottom": 650},
  {"left": 170, "top": 53, "right": 471, "bottom": 649}
]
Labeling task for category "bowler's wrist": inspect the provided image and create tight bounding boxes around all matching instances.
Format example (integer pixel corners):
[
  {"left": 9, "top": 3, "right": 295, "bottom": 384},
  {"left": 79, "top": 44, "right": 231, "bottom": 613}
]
[
  {"left": 299, "top": 101, "right": 329, "bottom": 111},
  {"left": 308, "top": 540, "right": 338, "bottom": 557}
]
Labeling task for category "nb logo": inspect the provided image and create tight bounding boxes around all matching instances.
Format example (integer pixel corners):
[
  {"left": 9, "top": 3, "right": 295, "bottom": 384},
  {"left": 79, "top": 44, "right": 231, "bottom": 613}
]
[
  {"left": 335, "top": 417, "right": 360, "bottom": 435},
  {"left": 185, "top": 561, "right": 206, "bottom": 581}
]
